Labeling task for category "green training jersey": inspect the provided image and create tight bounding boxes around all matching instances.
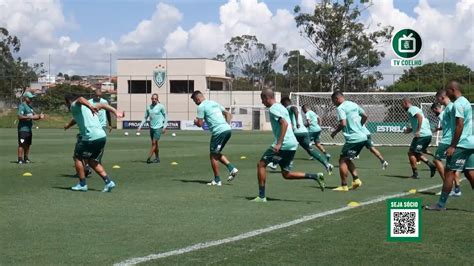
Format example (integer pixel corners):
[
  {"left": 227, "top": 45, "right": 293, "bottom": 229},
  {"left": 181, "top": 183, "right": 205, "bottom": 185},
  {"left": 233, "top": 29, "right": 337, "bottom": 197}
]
[
  {"left": 336, "top": 101, "right": 368, "bottom": 143},
  {"left": 287, "top": 105, "right": 308, "bottom": 134},
  {"left": 269, "top": 103, "right": 298, "bottom": 151},
  {"left": 88, "top": 98, "right": 109, "bottom": 127},
  {"left": 197, "top": 99, "right": 231, "bottom": 135},
  {"left": 70, "top": 101, "right": 106, "bottom": 141},
  {"left": 17, "top": 102, "right": 35, "bottom": 132},
  {"left": 143, "top": 103, "right": 167, "bottom": 129},
  {"left": 305, "top": 110, "right": 321, "bottom": 133},
  {"left": 451, "top": 96, "right": 472, "bottom": 148},
  {"left": 407, "top": 106, "right": 432, "bottom": 137},
  {"left": 439, "top": 102, "right": 453, "bottom": 145}
]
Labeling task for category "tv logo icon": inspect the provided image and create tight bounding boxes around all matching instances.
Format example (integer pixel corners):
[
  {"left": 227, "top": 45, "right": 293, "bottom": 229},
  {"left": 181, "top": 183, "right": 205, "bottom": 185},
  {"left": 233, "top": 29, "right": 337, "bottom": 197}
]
[{"left": 399, "top": 33, "right": 416, "bottom": 53}]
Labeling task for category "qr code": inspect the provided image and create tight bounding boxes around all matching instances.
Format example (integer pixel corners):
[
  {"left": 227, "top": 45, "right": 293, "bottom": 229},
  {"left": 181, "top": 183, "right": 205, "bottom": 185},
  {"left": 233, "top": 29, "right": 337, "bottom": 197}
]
[{"left": 392, "top": 210, "right": 417, "bottom": 235}]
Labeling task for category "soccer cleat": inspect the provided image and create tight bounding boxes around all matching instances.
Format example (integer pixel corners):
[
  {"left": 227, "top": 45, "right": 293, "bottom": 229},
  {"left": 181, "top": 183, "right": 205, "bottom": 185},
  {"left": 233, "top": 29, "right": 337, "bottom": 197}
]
[
  {"left": 314, "top": 173, "right": 325, "bottom": 191},
  {"left": 227, "top": 168, "right": 239, "bottom": 181},
  {"left": 325, "top": 163, "right": 333, "bottom": 176},
  {"left": 146, "top": 158, "right": 152, "bottom": 164},
  {"left": 24, "top": 159, "right": 31, "bottom": 164},
  {"left": 251, "top": 197, "right": 267, "bottom": 202},
  {"left": 85, "top": 167, "right": 92, "bottom": 177},
  {"left": 152, "top": 158, "right": 161, "bottom": 163},
  {"left": 410, "top": 174, "right": 420, "bottom": 179},
  {"left": 18, "top": 160, "right": 24, "bottom": 164},
  {"left": 424, "top": 203, "right": 446, "bottom": 211},
  {"left": 351, "top": 179, "right": 362, "bottom": 190},
  {"left": 354, "top": 155, "right": 360, "bottom": 160},
  {"left": 332, "top": 186, "right": 349, "bottom": 192},
  {"left": 429, "top": 166, "right": 436, "bottom": 178},
  {"left": 308, "top": 157, "right": 314, "bottom": 161},
  {"left": 435, "top": 191, "right": 442, "bottom": 196},
  {"left": 382, "top": 161, "right": 389, "bottom": 170},
  {"left": 267, "top": 162, "right": 278, "bottom": 170},
  {"left": 102, "top": 181, "right": 116, "bottom": 192},
  {"left": 449, "top": 190, "right": 462, "bottom": 197},
  {"left": 207, "top": 180, "right": 222, "bottom": 186},
  {"left": 71, "top": 183, "right": 88, "bottom": 192}
]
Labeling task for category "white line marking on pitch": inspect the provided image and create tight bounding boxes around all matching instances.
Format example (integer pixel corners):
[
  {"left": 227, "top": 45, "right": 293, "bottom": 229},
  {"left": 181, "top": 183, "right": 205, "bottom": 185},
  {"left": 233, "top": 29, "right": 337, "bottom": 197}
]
[{"left": 115, "top": 184, "right": 441, "bottom": 265}]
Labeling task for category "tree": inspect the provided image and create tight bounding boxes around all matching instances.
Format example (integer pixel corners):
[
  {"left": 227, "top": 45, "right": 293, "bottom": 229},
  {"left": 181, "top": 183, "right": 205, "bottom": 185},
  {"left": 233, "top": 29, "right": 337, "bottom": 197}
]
[
  {"left": 283, "top": 50, "right": 321, "bottom": 92},
  {"left": 0, "top": 27, "right": 44, "bottom": 98},
  {"left": 71, "top": 75, "right": 82, "bottom": 81},
  {"left": 64, "top": 74, "right": 70, "bottom": 81},
  {"left": 216, "top": 35, "right": 281, "bottom": 86},
  {"left": 57, "top": 72, "right": 63, "bottom": 77},
  {"left": 294, "top": 0, "right": 393, "bottom": 91}
]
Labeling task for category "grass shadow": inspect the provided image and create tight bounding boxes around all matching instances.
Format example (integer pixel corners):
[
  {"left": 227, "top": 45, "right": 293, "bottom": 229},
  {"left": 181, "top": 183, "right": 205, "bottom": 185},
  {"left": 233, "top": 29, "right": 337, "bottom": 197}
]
[
  {"left": 241, "top": 196, "right": 320, "bottom": 203},
  {"left": 383, "top": 174, "right": 410, "bottom": 179},
  {"left": 52, "top": 186, "right": 101, "bottom": 192},
  {"left": 419, "top": 191, "right": 437, "bottom": 196},
  {"left": 173, "top": 179, "right": 232, "bottom": 186}
]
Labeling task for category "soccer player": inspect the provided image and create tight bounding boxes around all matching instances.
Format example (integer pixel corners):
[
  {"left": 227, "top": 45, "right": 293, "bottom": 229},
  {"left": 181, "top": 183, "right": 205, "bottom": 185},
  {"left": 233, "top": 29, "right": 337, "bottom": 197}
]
[
  {"left": 361, "top": 122, "right": 389, "bottom": 170},
  {"left": 430, "top": 91, "right": 461, "bottom": 196},
  {"left": 302, "top": 105, "right": 331, "bottom": 161},
  {"left": 401, "top": 98, "right": 436, "bottom": 179},
  {"left": 64, "top": 95, "right": 124, "bottom": 192},
  {"left": 191, "top": 90, "right": 238, "bottom": 186},
  {"left": 330, "top": 91, "right": 367, "bottom": 192},
  {"left": 281, "top": 97, "right": 333, "bottom": 175},
  {"left": 17, "top": 91, "right": 45, "bottom": 164},
  {"left": 426, "top": 81, "right": 473, "bottom": 211},
  {"left": 137, "top": 93, "right": 167, "bottom": 164},
  {"left": 253, "top": 89, "right": 324, "bottom": 202},
  {"left": 89, "top": 90, "right": 112, "bottom": 133}
]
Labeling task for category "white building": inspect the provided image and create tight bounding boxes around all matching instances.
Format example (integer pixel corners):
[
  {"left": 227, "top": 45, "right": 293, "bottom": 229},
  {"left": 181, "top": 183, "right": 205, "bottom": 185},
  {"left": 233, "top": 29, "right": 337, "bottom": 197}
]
[{"left": 116, "top": 58, "right": 278, "bottom": 130}]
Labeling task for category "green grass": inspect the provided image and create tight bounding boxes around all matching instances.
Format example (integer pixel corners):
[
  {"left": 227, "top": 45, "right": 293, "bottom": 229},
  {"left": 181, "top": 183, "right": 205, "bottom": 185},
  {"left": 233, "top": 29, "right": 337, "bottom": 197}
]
[{"left": 0, "top": 129, "right": 472, "bottom": 265}]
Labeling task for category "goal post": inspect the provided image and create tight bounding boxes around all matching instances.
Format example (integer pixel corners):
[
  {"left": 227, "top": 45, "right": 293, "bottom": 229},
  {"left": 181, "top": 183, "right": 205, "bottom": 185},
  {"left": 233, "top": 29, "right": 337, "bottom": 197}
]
[{"left": 290, "top": 92, "right": 437, "bottom": 146}]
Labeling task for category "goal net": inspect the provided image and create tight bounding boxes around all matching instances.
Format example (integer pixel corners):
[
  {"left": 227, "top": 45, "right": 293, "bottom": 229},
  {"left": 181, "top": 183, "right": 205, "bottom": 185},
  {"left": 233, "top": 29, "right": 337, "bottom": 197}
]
[{"left": 290, "top": 92, "right": 437, "bottom": 146}]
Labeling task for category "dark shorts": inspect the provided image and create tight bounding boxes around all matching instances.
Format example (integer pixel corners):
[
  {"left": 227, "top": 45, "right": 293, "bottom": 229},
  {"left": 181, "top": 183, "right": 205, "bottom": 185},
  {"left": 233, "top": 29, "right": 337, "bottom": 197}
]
[
  {"left": 434, "top": 143, "right": 450, "bottom": 161},
  {"left": 409, "top": 136, "right": 432, "bottom": 154},
  {"left": 446, "top": 147, "right": 473, "bottom": 171},
  {"left": 261, "top": 148, "right": 296, "bottom": 172},
  {"left": 341, "top": 141, "right": 366, "bottom": 160},
  {"left": 74, "top": 137, "right": 106, "bottom": 162},
  {"left": 464, "top": 154, "right": 474, "bottom": 171},
  {"left": 18, "top": 131, "right": 32, "bottom": 147},
  {"left": 309, "top": 131, "right": 321, "bottom": 143},
  {"left": 295, "top": 133, "right": 312, "bottom": 151},
  {"left": 365, "top": 135, "right": 374, "bottom": 149},
  {"left": 210, "top": 130, "right": 232, "bottom": 154},
  {"left": 150, "top": 128, "right": 162, "bottom": 141}
]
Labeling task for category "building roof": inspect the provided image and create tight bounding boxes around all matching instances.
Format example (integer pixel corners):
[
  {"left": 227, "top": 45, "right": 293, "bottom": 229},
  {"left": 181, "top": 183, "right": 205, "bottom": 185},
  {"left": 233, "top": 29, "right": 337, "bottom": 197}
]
[{"left": 117, "top": 58, "right": 222, "bottom": 62}]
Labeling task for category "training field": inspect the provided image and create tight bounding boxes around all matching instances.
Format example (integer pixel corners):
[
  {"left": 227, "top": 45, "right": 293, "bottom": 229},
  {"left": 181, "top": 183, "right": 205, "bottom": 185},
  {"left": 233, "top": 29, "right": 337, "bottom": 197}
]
[{"left": 1, "top": 129, "right": 473, "bottom": 265}]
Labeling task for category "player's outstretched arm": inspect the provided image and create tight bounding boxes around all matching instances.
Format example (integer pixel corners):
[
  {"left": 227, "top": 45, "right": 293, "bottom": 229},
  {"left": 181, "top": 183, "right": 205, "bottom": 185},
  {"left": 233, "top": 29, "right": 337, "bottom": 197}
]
[
  {"left": 331, "top": 119, "right": 346, "bottom": 138},
  {"left": 94, "top": 103, "right": 125, "bottom": 118},
  {"left": 64, "top": 119, "right": 76, "bottom": 130},
  {"left": 223, "top": 110, "right": 232, "bottom": 124},
  {"left": 290, "top": 106, "right": 300, "bottom": 128},
  {"left": 360, "top": 113, "right": 368, "bottom": 126},
  {"left": 194, "top": 118, "right": 204, "bottom": 127}
]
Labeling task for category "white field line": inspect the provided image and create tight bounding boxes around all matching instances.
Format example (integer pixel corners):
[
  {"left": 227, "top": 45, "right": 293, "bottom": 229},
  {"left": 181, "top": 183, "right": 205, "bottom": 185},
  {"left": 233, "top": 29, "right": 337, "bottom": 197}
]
[{"left": 115, "top": 184, "right": 441, "bottom": 266}]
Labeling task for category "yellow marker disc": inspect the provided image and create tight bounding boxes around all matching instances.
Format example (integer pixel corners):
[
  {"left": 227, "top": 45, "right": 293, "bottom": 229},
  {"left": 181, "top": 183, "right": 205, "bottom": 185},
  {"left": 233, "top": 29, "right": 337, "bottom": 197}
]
[
  {"left": 22, "top": 172, "right": 32, "bottom": 176},
  {"left": 240, "top": 156, "right": 247, "bottom": 159},
  {"left": 408, "top": 189, "right": 417, "bottom": 194},
  {"left": 347, "top": 201, "right": 360, "bottom": 207},
  {"left": 171, "top": 162, "right": 178, "bottom": 165},
  {"left": 112, "top": 165, "right": 121, "bottom": 169}
]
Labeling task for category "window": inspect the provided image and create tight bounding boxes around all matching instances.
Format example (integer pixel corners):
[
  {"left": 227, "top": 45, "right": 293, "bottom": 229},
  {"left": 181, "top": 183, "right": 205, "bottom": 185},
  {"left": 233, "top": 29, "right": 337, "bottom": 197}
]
[
  {"left": 170, "top": 80, "right": 194, "bottom": 94},
  {"left": 209, "top": 81, "right": 223, "bottom": 91},
  {"left": 128, "top": 80, "right": 151, "bottom": 94}
]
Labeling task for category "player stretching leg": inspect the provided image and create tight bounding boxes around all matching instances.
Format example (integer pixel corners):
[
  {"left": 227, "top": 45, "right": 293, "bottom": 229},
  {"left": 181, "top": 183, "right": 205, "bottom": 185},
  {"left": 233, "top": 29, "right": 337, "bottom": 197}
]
[
  {"left": 330, "top": 91, "right": 367, "bottom": 192},
  {"left": 253, "top": 89, "right": 324, "bottom": 202},
  {"left": 64, "top": 95, "right": 124, "bottom": 192},
  {"left": 191, "top": 91, "right": 238, "bottom": 186},
  {"left": 281, "top": 97, "right": 333, "bottom": 175},
  {"left": 302, "top": 105, "right": 331, "bottom": 161},
  {"left": 401, "top": 98, "right": 437, "bottom": 179}
]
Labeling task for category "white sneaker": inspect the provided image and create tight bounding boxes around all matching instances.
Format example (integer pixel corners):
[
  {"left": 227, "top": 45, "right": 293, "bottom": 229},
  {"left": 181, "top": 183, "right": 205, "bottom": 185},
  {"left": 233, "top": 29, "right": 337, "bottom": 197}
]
[
  {"left": 102, "top": 181, "right": 116, "bottom": 192},
  {"left": 227, "top": 168, "right": 239, "bottom": 181},
  {"left": 267, "top": 162, "right": 278, "bottom": 170},
  {"left": 71, "top": 183, "right": 88, "bottom": 192},
  {"left": 308, "top": 157, "right": 314, "bottom": 160},
  {"left": 435, "top": 191, "right": 442, "bottom": 196},
  {"left": 449, "top": 190, "right": 462, "bottom": 197},
  {"left": 354, "top": 155, "right": 360, "bottom": 160},
  {"left": 207, "top": 180, "right": 222, "bottom": 186},
  {"left": 382, "top": 161, "right": 389, "bottom": 170}
]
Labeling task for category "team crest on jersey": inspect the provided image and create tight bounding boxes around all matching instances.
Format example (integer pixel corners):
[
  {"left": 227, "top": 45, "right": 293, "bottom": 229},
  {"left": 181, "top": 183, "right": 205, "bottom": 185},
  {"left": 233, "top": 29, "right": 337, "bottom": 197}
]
[{"left": 153, "top": 65, "right": 166, "bottom": 88}]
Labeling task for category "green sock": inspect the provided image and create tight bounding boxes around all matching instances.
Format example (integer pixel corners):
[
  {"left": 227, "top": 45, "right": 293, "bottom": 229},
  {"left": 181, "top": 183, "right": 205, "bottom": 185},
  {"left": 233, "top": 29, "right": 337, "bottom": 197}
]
[
  {"left": 226, "top": 163, "right": 235, "bottom": 172},
  {"left": 304, "top": 173, "right": 317, "bottom": 179},
  {"left": 438, "top": 191, "right": 449, "bottom": 208},
  {"left": 309, "top": 150, "right": 328, "bottom": 166},
  {"left": 214, "top": 176, "right": 221, "bottom": 182}
]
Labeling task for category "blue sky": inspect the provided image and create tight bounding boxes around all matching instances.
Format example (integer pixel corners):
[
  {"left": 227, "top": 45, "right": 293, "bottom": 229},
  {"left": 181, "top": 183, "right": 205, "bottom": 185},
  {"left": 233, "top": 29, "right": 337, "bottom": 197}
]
[{"left": 59, "top": 0, "right": 441, "bottom": 42}]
